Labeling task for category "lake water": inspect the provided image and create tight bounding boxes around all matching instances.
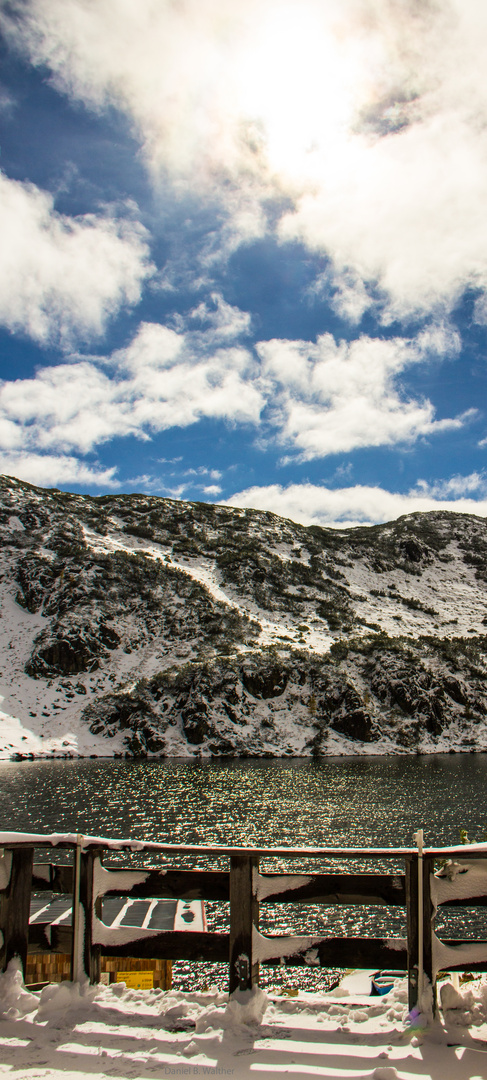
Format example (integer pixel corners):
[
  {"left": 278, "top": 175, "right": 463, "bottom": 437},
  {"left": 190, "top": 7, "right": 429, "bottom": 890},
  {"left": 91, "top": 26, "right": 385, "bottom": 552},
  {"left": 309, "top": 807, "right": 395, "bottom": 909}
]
[
  {"left": 1, "top": 753, "right": 486, "bottom": 848},
  {"left": 1, "top": 754, "right": 486, "bottom": 990}
]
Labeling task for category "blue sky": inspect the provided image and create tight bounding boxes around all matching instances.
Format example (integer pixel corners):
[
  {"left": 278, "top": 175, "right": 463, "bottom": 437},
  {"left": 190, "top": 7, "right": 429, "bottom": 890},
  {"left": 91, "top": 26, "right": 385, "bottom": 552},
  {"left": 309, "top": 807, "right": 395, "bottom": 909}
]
[{"left": 1, "top": 0, "right": 487, "bottom": 526}]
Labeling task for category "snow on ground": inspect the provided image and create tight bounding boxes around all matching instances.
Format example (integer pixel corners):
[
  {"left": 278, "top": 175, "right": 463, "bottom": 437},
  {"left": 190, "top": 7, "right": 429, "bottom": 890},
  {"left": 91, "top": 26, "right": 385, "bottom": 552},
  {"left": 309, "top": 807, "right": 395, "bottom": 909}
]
[
  {"left": 84, "top": 526, "right": 335, "bottom": 656},
  {"left": 342, "top": 537, "right": 487, "bottom": 638},
  {"left": 1, "top": 960, "right": 487, "bottom": 1080},
  {"left": 0, "top": 542, "right": 135, "bottom": 758},
  {"left": 88, "top": 520, "right": 487, "bottom": 647}
]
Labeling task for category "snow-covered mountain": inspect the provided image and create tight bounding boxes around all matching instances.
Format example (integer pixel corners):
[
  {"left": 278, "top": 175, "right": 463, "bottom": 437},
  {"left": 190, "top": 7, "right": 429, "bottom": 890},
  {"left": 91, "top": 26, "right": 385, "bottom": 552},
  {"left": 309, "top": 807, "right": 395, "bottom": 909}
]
[{"left": 1, "top": 473, "right": 487, "bottom": 758}]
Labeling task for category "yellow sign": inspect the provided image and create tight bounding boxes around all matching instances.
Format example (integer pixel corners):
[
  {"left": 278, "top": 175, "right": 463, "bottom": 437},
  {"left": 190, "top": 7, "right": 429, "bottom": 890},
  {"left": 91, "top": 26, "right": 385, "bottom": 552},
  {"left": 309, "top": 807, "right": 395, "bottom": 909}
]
[{"left": 115, "top": 971, "right": 154, "bottom": 989}]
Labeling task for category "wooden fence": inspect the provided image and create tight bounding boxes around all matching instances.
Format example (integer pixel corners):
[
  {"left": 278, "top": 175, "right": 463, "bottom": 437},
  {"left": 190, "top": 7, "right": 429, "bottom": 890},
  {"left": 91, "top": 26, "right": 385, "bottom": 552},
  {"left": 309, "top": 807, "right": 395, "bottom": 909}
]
[{"left": 2, "top": 832, "right": 487, "bottom": 1012}]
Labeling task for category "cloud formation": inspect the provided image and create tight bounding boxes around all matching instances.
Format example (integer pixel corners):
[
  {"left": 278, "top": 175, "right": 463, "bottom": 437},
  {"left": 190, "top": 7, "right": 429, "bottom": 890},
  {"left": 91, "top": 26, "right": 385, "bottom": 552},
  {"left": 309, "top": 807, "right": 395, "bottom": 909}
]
[
  {"left": 0, "top": 297, "right": 463, "bottom": 470},
  {"left": 226, "top": 477, "right": 487, "bottom": 529},
  {"left": 0, "top": 171, "right": 153, "bottom": 345},
  {"left": 0, "top": 452, "right": 116, "bottom": 488},
  {"left": 0, "top": 314, "right": 262, "bottom": 458},
  {"left": 6, "top": 0, "right": 487, "bottom": 317},
  {"left": 259, "top": 325, "right": 464, "bottom": 460}
]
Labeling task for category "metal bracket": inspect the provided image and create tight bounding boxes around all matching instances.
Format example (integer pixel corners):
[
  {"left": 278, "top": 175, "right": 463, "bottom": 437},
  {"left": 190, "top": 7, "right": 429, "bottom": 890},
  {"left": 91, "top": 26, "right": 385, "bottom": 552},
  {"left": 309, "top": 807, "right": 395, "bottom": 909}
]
[{"left": 237, "top": 955, "right": 249, "bottom": 990}]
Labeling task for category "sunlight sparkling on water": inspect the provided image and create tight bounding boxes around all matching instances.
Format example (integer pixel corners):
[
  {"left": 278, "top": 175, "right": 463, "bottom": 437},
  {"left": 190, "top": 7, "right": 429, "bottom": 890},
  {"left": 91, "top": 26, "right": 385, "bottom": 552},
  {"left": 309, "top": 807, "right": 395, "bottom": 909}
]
[{"left": 1, "top": 754, "right": 486, "bottom": 849}]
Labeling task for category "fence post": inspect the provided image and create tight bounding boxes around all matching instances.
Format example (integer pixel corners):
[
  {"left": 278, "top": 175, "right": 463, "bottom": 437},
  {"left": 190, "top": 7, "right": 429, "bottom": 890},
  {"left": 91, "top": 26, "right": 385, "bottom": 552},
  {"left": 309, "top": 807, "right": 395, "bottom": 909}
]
[
  {"left": 70, "top": 834, "right": 82, "bottom": 982},
  {"left": 229, "top": 855, "right": 259, "bottom": 993},
  {"left": 406, "top": 853, "right": 436, "bottom": 1015},
  {"left": 406, "top": 854, "right": 418, "bottom": 1011},
  {"left": 0, "top": 847, "right": 34, "bottom": 978},
  {"left": 422, "top": 857, "right": 435, "bottom": 1015},
  {"left": 79, "top": 848, "right": 102, "bottom": 984}
]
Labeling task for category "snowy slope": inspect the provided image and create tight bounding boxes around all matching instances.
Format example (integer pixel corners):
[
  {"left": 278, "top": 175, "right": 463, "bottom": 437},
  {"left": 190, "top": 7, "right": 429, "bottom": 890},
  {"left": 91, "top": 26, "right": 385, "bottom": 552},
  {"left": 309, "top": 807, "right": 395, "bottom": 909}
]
[
  {"left": 1, "top": 959, "right": 487, "bottom": 1080},
  {"left": 1, "top": 474, "right": 487, "bottom": 758}
]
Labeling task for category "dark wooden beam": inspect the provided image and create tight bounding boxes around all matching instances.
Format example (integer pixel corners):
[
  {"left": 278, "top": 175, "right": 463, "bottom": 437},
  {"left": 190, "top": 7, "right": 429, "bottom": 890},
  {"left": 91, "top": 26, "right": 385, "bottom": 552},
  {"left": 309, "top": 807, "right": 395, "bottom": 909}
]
[
  {"left": 256, "top": 935, "right": 407, "bottom": 970},
  {"left": 405, "top": 854, "right": 436, "bottom": 1015},
  {"left": 97, "top": 867, "right": 407, "bottom": 905},
  {"left": 80, "top": 851, "right": 102, "bottom": 984},
  {"left": 100, "top": 868, "right": 230, "bottom": 901},
  {"left": 30, "top": 923, "right": 228, "bottom": 963},
  {"left": 405, "top": 855, "right": 419, "bottom": 1012},
  {"left": 98, "top": 931, "right": 229, "bottom": 963},
  {"left": 258, "top": 872, "right": 405, "bottom": 906},
  {"left": 423, "top": 858, "right": 435, "bottom": 1014},
  {"left": 0, "top": 848, "right": 34, "bottom": 977}
]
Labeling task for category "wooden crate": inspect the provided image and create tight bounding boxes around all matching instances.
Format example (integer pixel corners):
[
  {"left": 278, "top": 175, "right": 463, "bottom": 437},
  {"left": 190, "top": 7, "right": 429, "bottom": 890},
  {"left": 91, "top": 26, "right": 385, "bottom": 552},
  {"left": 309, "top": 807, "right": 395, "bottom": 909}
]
[
  {"left": 26, "top": 954, "right": 172, "bottom": 989},
  {"left": 26, "top": 953, "right": 71, "bottom": 985},
  {"left": 102, "top": 956, "right": 172, "bottom": 989}
]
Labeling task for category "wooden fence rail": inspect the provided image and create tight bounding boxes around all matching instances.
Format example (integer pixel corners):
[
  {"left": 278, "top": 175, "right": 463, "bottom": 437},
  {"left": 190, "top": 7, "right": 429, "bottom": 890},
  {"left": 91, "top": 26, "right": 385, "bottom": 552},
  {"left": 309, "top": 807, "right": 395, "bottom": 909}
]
[{"left": 2, "top": 833, "right": 487, "bottom": 1011}]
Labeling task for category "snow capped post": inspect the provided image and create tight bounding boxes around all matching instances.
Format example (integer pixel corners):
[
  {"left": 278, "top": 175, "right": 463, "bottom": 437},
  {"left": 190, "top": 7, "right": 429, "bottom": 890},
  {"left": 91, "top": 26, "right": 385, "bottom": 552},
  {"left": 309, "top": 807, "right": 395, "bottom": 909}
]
[
  {"left": 70, "top": 834, "right": 83, "bottom": 982},
  {"left": 407, "top": 829, "right": 435, "bottom": 1017},
  {"left": 414, "top": 829, "right": 424, "bottom": 1006},
  {"left": 71, "top": 837, "right": 102, "bottom": 984}
]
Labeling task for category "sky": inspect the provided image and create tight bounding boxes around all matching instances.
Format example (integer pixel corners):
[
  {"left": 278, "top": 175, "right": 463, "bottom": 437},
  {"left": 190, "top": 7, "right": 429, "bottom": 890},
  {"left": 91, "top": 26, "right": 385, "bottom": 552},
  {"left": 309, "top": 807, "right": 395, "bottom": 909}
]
[{"left": 1, "top": 0, "right": 487, "bottom": 527}]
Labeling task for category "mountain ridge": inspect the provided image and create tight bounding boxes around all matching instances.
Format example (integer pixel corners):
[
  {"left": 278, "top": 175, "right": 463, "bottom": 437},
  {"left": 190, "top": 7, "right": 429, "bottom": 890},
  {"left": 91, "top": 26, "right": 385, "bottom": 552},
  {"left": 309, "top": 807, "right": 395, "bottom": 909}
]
[{"left": 1, "top": 473, "right": 487, "bottom": 759}]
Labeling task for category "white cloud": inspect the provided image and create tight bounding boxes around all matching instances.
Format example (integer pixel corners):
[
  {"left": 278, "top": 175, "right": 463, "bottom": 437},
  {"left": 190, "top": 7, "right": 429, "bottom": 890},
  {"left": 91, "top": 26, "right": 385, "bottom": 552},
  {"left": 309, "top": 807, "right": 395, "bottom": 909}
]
[
  {"left": 0, "top": 453, "right": 117, "bottom": 488},
  {"left": 7, "top": 1, "right": 487, "bottom": 316},
  {"left": 113, "top": 322, "right": 262, "bottom": 431},
  {"left": 276, "top": 1, "right": 487, "bottom": 318},
  {"left": 2, "top": 0, "right": 264, "bottom": 182},
  {"left": 0, "top": 317, "right": 263, "bottom": 457},
  {"left": 182, "top": 293, "right": 252, "bottom": 342},
  {"left": 202, "top": 484, "right": 223, "bottom": 496},
  {"left": 415, "top": 472, "right": 487, "bottom": 498},
  {"left": 178, "top": 466, "right": 223, "bottom": 480},
  {"left": 0, "top": 307, "right": 466, "bottom": 465},
  {"left": 257, "top": 327, "right": 465, "bottom": 460},
  {"left": 328, "top": 271, "right": 374, "bottom": 325},
  {"left": 0, "top": 170, "right": 153, "bottom": 345},
  {"left": 226, "top": 479, "right": 487, "bottom": 529}
]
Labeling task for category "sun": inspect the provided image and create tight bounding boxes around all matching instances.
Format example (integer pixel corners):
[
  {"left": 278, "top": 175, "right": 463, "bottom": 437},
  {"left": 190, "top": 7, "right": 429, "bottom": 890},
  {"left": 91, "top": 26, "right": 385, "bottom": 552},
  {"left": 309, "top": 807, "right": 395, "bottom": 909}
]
[{"left": 233, "top": 2, "right": 371, "bottom": 186}]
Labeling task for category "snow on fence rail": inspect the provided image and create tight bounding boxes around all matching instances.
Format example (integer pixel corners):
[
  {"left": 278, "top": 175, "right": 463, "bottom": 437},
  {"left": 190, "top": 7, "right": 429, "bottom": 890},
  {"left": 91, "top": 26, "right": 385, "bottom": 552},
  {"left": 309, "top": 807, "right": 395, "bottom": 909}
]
[{"left": 2, "top": 831, "right": 487, "bottom": 1011}]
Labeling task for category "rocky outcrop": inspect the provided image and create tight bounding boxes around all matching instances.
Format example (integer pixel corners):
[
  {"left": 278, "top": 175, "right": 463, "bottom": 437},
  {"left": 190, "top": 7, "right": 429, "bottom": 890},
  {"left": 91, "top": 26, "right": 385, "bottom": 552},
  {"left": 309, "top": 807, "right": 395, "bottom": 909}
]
[
  {"left": 242, "top": 662, "right": 290, "bottom": 699},
  {"left": 15, "top": 554, "right": 56, "bottom": 613},
  {"left": 329, "top": 710, "right": 372, "bottom": 742},
  {"left": 69, "top": 639, "right": 487, "bottom": 756},
  {"left": 83, "top": 689, "right": 166, "bottom": 754}
]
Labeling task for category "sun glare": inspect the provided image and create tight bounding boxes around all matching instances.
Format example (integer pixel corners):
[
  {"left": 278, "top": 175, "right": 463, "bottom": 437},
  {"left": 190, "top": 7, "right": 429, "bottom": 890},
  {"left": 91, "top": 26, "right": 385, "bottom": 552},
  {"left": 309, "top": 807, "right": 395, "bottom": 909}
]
[{"left": 234, "top": 3, "right": 369, "bottom": 185}]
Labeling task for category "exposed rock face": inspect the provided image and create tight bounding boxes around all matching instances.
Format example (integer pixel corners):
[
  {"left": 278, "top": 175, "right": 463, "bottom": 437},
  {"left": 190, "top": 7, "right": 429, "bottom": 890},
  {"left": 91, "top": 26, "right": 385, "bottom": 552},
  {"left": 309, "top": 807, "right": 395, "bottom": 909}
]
[
  {"left": 1, "top": 473, "right": 487, "bottom": 758},
  {"left": 242, "top": 664, "right": 289, "bottom": 699},
  {"left": 15, "top": 554, "right": 56, "bottom": 614},
  {"left": 330, "top": 710, "right": 372, "bottom": 742}
]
